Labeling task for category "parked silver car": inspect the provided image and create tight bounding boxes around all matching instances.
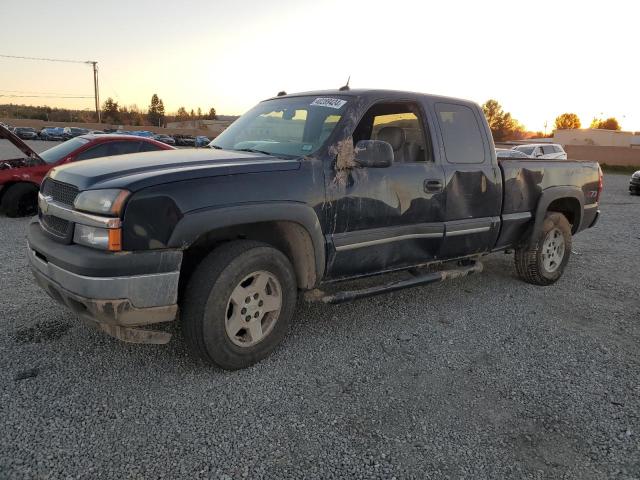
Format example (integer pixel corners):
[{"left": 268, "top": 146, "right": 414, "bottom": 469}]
[
  {"left": 496, "top": 148, "right": 530, "bottom": 159},
  {"left": 512, "top": 143, "right": 567, "bottom": 160}
]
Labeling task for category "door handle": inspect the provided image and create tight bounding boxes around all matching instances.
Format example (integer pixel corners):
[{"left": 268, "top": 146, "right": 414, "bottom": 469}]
[{"left": 424, "top": 179, "right": 443, "bottom": 193}]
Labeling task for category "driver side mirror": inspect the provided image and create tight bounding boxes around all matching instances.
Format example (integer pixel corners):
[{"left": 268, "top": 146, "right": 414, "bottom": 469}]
[{"left": 354, "top": 140, "right": 394, "bottom": 168}]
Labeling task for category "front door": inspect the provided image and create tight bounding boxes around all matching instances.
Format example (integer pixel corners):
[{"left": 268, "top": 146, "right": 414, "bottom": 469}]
[{"left": 323, "top": 100, "right": 446, "bottom": 280}]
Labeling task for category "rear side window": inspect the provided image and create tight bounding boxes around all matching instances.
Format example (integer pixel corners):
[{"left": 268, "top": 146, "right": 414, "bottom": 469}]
[
  {"left": 140, "top": 141, "right": 165, "bottom": 152},
  {"left": 543, "top": 145, "right": 556, "bottom": 154},
  {"left": 435, "top": 103, "right": 485, "bottom": 164},
  {"left": 111, "top": 141, "right": 142, "bottom": 155}
]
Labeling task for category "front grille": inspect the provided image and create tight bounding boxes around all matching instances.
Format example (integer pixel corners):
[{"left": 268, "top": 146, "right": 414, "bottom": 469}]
[
  {"left": 41, "top": 179, "right": 79, "bottom": 207},
  {"left": 40, "top": 214, "right": 72, "bottom": 239}
]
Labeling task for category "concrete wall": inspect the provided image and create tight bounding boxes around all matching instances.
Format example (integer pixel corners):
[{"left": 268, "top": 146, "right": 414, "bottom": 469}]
[
  {"left": 565, "top": 145, "right": 640, "bottom": 167},
  {"left": 555, "top": 129, "right": 636, "bottom": 147}
]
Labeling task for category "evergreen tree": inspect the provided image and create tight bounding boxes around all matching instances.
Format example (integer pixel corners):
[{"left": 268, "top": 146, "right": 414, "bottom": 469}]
[{"left": 147, "top": 94, "right": 165, "bottom": 126}]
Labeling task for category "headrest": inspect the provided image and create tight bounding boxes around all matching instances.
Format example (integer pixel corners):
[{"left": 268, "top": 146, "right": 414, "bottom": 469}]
[{"left": 377, "top": 126, "right": 405, "bottom": 151}]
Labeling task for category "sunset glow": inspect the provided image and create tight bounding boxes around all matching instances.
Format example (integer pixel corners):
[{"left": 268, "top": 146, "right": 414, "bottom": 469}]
[{"left": 0, "top": 0, "right": 638, "bottom": 131}]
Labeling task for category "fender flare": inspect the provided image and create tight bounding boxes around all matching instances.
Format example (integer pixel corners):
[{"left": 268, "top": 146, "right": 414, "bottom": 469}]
[
  {"left": 529, "top": 186, "right": 584, "bottom": 246},
  {"left": 168, "top": 202, "right": 326, "bottom": 282}
]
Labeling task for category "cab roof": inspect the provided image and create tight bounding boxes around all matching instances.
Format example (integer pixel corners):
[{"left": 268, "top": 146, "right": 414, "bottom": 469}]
[{"left": 264, "top": 88, "right": 479, "bottom": 107}]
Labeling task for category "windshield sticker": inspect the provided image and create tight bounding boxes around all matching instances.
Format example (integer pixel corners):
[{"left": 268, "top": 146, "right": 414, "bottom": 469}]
[
  {"left": 310, "top": 97, "right": 347, "bottom": 109},
  {"left": 302, "top": 144, "right": 313, "bottom": 151}
]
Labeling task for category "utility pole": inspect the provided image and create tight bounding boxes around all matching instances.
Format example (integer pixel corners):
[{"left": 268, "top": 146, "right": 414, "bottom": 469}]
[
  {"left": 0, "top": 55, "right": 100, "bottom": 118},
  {"left": 89, "top": 61, "right": 100, "bottom": 123}
]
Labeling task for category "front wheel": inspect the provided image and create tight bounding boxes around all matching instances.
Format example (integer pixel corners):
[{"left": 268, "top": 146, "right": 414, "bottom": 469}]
[
  {"left": 1, "top": 183, "right": 38, "bottom": 217},
  {"left": 514, "top": 212, "right": 572, "bottom": 286},
  {"left": 181, "top": 240, "right": 297, "bottom": 370}
]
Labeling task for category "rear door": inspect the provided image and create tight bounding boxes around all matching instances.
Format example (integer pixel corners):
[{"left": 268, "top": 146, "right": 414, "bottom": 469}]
[{"left": 432, "top": 102, "right": 502, "bottom": 258}]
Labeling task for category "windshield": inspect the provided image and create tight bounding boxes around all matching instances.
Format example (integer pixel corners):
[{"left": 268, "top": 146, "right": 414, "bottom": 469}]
[
  {"left": 514, "top": 146, "right": 535, "bottom": 155},
  {"left": 39, "top": 137, "right": 90, "bottom": 164},
  {"left": 211, "top": 95, "right": 348, "bottom": 157}
]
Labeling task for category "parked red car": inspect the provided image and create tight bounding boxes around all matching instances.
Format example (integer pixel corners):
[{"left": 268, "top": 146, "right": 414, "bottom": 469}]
[{"left": 0, "top": 125, "right": 175, "bottom": 217}]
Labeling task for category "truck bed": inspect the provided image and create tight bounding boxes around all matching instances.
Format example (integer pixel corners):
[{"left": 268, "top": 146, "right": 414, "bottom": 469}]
[{"left": 495, "top": 158, "right": 601, "bottom": 249}]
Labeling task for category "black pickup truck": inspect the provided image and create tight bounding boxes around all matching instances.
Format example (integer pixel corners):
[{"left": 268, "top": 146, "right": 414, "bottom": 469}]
[{"left": 27, "top": 89, "right": 602, "bottom": 369}]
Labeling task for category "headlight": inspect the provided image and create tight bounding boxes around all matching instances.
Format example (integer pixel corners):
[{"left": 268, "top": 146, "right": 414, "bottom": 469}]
[
  {"left": 73, "top": 224, "right": 122, "bottom": 251},
  {"left": 74, "top": 189, "right": 130, "bottom": 216}
]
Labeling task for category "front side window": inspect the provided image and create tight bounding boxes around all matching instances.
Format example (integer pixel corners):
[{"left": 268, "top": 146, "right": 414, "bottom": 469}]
[
  {"left": 514, "top": 145, "right": 535, "bottom": 155},
  {"left": 353, "top": 102, "right": 430, "bottom": 162},
  {"left": 75, "top": 141, "right": 141, "bottom": 161},
  {"left": 211, "top": 96, "right": 348, "bottom": 157},
  {"left": 435, "top": 103, "right": 486, "bottom": 164},
  {"left": 75, "top": 143, "right": 112, "bottom": 161}
]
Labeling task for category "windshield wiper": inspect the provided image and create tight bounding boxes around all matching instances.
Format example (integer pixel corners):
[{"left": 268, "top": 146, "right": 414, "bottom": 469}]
[
  {"left": 209, "top": 144, "right": 222, "bottom": 149},
  {"left": 234, "top": 148, "right": 272, "bottom": 156}
]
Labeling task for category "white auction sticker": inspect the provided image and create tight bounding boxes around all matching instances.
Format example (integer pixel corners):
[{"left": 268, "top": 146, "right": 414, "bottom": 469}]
[{"left": 310, "top": 97, "right": 347, "bottom": 109}]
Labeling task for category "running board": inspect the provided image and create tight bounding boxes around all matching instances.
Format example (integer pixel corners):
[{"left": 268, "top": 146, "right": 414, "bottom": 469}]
[{"left": 307, "top": 261, "right": 483, "bottom": 305}]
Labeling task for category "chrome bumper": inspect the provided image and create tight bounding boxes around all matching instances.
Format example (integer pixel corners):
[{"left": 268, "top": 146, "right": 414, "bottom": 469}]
[{"left": 27, "top": 244, "right": 179, "bottom": 343}]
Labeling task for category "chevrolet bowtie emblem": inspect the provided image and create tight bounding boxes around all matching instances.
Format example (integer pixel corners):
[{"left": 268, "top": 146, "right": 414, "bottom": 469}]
[{"left": 39, "top": 195, "right": 53, "bottom": 214}]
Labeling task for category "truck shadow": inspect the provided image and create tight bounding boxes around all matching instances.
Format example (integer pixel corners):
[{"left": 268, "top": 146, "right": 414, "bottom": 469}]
[{"left": 145, "top": 254, "right": 522, "bottom": 370}]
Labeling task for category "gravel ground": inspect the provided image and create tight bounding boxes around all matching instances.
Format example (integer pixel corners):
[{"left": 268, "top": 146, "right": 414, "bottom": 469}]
[{"left": 1, "top": 160, "right": 639, "bottom": 478}]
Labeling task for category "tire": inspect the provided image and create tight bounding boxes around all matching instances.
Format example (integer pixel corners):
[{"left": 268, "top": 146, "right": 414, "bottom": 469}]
[
  {"left": 1, "top": 183, "right": 39, "bottom": 218},
  {"left": 181, "top": 240, "right": 298, "bottom": 370},
  {"left": 514, "top": 212, "right": 572, "bottom": 286}
]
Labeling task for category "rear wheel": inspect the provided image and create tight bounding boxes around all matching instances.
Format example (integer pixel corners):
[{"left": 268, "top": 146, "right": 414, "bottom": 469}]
[
  {"left": 181, "top": 240, "right": 297, "bottom": 370},
  {"left": 515, "top": 212, "right": 572, "bottom": 286},
  {"left": 1, "top": 183, "right": 38, "bottom": 217}
]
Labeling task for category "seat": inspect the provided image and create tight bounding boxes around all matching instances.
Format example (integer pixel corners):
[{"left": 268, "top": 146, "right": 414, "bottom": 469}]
[{"left": 376, "top": 126, "right": 421, "bottom": 163}]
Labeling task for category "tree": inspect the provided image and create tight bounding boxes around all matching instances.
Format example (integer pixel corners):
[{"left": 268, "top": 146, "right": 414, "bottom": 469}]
[
  {"left": 190, "top": 109, "right": 195, "bottom": 118},
  {"left": 176, "top": 106, "right": 189, "bottom": 120},
  {"left": 147, "top": 94, "right": 165, "bottom": 126},
  {"left": 482, "top": 99, "right": 524, "bottom": 141},
  {"left": 102, "top": 97, "right": 120, "bottom": 123},
  {"left": 122, "top": 104, "right": 144, "bottom": 126},
  {"left": 197, "top": 107, "right": 202, "bottom": 119},
  {"left": 554, "top": 113, "right": 581, "bottom": 130},
  {"left": 590, "top": 117, "right": 621, "bottom": 131},
  {"left": 208, "top": 107, "right": 217, "bottom": 120}
]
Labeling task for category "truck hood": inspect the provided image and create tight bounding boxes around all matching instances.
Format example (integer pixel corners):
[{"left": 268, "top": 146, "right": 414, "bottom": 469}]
[
  {"left": 47, "top": 148, "right": 301, "bottom": 191},
  {"left": 0, "top": 124, "right": 44, "bottom": 164}
]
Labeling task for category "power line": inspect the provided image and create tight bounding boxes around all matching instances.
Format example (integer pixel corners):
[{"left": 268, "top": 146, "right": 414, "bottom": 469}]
[
  {"left": 0, "top": 94, "right": 94, "bottom": 99},
  {"left": 0, "top": 54, "right": 93, "bottom": 64},
  {"left": 0, "top": 53, "right": 101, "bottom": 121},
  {"left": 0, "top": 89, "right": 93, "bottom": 96}
]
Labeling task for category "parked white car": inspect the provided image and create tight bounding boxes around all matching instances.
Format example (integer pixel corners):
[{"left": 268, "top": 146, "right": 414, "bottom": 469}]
[
  {"left": 512, "top": 143, "right": 567, "bottom": 160},
  {"left": 496, "top": 148, "right": 530, "bottom": 159}
]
